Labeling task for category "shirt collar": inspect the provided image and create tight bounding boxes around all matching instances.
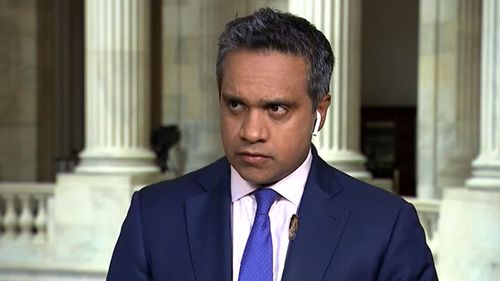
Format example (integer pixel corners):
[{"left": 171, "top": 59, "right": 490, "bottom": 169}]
[{"left": 230, "top": 149, "right": 313, "bottom": 207}]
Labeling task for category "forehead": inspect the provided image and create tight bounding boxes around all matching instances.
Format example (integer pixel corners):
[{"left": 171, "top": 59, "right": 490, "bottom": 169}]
[
  {"left": 221, "top": 50, "right": 309, "bottom": 97},
  {"left": 223, "top": 49, "right": 307, "bottom": 74}
]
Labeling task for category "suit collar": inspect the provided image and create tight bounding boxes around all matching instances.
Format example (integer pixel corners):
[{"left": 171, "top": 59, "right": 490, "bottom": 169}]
[
  {"left": 307, "top": 145, "right": 344, "bottom": 198},
  {"left": 185, "top": 158, "right": 232, "bottom": 281},
  {"left": 282, "top": 147, "right": 350, "bottom": 281}
]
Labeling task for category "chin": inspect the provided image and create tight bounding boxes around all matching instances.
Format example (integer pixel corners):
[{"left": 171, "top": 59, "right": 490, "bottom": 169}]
[
  {"left": 237, "top": 171, "right": 269, "bottom": 186},
  {"left": 243, "top": 173, "right": 283, "bottom": 187}
]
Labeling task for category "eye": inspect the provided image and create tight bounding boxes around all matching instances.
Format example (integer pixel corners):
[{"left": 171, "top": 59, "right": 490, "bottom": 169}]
[
  {"left": 229, "top": 100, "right": 239, "bottom": 108},
  {"left": 227, "top": 100, "right": 244, "bottom": 112},
  {"left": 267, "top": 104, "right": 287, "bottom": 117}
]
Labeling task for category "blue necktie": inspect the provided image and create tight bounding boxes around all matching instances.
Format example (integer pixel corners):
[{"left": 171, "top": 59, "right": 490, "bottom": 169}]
[{"left": 239, "top": 188, "right": 279, "bottom": 281}]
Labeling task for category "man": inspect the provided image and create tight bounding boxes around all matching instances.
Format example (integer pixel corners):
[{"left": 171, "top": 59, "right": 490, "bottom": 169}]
[{"left": 107, "top": 8, "right": 438, "bottom": 281}]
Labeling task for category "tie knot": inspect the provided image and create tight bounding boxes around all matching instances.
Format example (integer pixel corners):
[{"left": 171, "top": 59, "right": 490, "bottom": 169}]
[{"left": 254, "top": 189, "right": 279, "bottom": 215}]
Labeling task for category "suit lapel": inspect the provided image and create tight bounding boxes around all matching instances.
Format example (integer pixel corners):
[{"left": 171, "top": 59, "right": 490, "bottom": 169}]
[
  {"left": 282, "top": 152, "right": 350, "bottom": 281},
  {"left": 185, "top": 158, "right": 232, "bottom": 281}
]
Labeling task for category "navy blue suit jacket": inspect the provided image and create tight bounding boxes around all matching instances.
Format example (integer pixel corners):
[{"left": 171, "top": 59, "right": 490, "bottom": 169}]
[{"left": 107, "top": 148, "right": 437, "bottom": 280}]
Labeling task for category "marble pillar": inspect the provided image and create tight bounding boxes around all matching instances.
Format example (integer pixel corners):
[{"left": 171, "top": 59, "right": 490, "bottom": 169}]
[
  {"left": 289, "top": 0, "right": 371, "bottom": 180},
  {"left": 49, "top": 0, "right": 163, "bottom": 272},
  {"left": 417, "top": 0, "right": 480, "bottom": 198},
  {"left": 76, "top": 0, "right": 159, "bottom": 174},
  {"left": 437, "top": 0, "right": 500, "bottom": 279},
  {"left": 465, "top": 0, "right": 500, "bottom": 190},
  {"left": 187, "top": 0, "right": 226, "bottom": 172},
  {"left": 438, "top": 0, "right": 480, "bottom": 189},
  {"left": 161, "top": 0, "right": 233, "bottom": 174}
]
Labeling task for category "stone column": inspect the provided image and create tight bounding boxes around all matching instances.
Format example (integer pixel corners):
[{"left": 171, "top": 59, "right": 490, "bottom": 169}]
[
  {"left": 437, "top": 0, "right": 500, "bottom": 279},
  {"left": 162, "top": 0, "right": 229, "bottom": 174},
  {"left": 187, "top": 0, "right": 225, "bottom": 172},
  {"left": 289, "top": 0, "right": 371, "bottom": 180},
  {"left": 417, "top": 0, "right": 481, "bottom": 198},
  {"left": 48, "top": 0, "right": 163, "bottom": 271},
  {"left": 438, "top": 0, "right": 480, "bottom": 189},
  {"left": 465, "top": 0, "right": 500, "bottom": 190},
  {"left": 75, "top": 0, "right": 159, "bottom": 174}
]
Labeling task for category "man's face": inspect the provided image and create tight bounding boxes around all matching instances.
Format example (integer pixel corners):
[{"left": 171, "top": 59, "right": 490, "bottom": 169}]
[{"left": 220, "top": 50, "right": 330, "bottom": 186}]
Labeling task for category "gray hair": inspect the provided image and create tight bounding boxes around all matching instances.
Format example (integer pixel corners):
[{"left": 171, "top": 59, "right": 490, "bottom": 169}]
[{"left": 216, "top": 7, "right": 334, "bottom": 110}]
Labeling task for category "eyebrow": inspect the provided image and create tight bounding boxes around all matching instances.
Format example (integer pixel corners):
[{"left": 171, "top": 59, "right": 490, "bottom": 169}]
[
  {"left": 259, "top": 99, "right": 296, "bottom": 109},
  {"left": 221, "top": 92, "right": 296, "bottom": 108},
  {"left": 221, "top": 93, "right": 244, "bottom": 102}
]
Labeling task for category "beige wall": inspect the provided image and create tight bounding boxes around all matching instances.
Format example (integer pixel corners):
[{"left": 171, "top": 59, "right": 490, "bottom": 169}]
[{"left": 0, "top": 0, "right": 38, "bottom": 181}]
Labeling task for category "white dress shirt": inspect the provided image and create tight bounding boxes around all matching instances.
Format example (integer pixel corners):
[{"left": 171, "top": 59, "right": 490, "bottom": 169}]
[{"left": 231, "top": 150, "right": 312, "bottom": 281}]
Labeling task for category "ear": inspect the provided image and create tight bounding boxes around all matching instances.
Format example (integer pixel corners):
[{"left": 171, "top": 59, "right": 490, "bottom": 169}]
[{"left": 316, "top": 94, "right": 331, "bottom": 131}]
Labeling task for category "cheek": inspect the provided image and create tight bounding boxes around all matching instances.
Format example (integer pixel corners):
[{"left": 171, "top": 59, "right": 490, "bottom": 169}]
[
  {"left": 220, "top": 116, "right": 240, "bottom": 139},
  {"left": 280, "top": 118, "right": 312, "bottom": 148},
  {"left": 274, "top": 120, "right": 312, "bottom": 149},
  {"left": 285, "top": 116, "right": 313, "bottom": 137}
]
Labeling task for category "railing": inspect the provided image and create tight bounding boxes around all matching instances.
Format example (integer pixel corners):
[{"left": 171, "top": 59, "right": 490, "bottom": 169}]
[
  {"left": 0, "top": 182, "right": 108, "bottom": 281},
  {"left": 0, "top": 183, "right": 54, "bottom": 242},
  {"left": 405, "top": 197, "right": 441, "bottom": 259}
]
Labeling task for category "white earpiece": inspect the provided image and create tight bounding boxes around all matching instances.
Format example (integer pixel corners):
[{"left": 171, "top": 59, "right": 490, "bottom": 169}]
[{"left": 312, "top": 111, "right": 321, "bottom": 136}]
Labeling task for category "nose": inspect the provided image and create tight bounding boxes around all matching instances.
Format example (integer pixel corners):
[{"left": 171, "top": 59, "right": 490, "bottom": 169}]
[{"left": 239, "top": 110, "right": 268, "bottom": 143}]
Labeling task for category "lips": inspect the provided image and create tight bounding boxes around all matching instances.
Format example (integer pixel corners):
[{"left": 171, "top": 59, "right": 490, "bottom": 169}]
[{"left": 237, "top": 151, "right": 271, "bottom": 165}]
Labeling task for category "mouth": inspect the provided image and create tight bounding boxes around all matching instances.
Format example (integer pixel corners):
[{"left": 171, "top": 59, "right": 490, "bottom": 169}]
[{"left": 236, "top": 151, "right": 271, "bottom": 165}]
